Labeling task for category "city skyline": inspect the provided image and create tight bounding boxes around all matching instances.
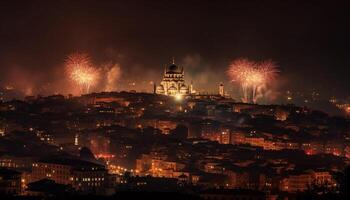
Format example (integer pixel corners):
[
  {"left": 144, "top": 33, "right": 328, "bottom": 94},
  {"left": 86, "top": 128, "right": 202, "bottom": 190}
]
[
  {"left": 0, "top": 0, "right": 349, "bottom": 100},
  {"left": 0, "top": 1, "right": 350, "bottom": 199}
]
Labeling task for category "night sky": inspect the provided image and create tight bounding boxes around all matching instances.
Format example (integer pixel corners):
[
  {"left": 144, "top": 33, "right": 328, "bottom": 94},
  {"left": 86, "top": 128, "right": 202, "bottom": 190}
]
[{"left": 0, "top": 0, "right": 349, "bottom": 100}]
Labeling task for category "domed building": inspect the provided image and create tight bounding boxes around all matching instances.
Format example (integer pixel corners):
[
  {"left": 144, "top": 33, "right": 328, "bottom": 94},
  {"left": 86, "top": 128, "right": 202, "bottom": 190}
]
[{"left": 156, "top": 60, "right": 191, "bottom": 96}]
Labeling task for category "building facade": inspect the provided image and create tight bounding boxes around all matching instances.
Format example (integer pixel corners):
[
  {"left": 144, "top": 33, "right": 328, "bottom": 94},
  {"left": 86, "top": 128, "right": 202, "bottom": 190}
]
[
  {"left": 156, "top": 61, "right": 191, "bottom": 96},
  {"left": 0, "top": 168, "right": 22, "bottom": 195},
  {"left": 31, "top": 157, "right": 107, "bottom": 194}
]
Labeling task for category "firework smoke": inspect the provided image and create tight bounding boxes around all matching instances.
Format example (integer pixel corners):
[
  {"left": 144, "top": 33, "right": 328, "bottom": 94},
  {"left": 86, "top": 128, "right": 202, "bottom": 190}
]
[
  {"left": 65, "top": 53, "right": 99, "bottom": 94},
  {"left": 104, "top": 63, "right": 122, "bottom": 91},
  {"left": 227, "top": 58, "right": 279, "bottom": 103}
]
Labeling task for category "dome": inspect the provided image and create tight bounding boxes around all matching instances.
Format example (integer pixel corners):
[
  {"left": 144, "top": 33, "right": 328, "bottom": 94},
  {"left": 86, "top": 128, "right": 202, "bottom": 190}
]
[
  {"left": 180, "top": 85, "right": 188, "bottom": 92},
  {"left": 168, "top": 85, "right": 177, "bottom": 91},
  {"left": 167, "top": 63, "right": 181, "bottom": 73},
  {"left": 156, "top": 85, "right": 164, "bottom": 91},
  {"left": 156, "top": 85, "right": 165, "bottom": 94},
  {"left": 180, "top": 85, "right": 188, "bottom": 94},
  {"left": 180, "top": 85, "right": 187, "bottom": 90}
]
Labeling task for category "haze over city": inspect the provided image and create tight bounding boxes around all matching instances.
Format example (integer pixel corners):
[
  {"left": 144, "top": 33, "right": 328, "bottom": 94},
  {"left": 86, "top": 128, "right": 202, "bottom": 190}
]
[
  {"left": 1, "top": 1, "right": 349, "bottom": 101},
  {"left": 0, "top": 1, "right": 350, "bottom": 200}
]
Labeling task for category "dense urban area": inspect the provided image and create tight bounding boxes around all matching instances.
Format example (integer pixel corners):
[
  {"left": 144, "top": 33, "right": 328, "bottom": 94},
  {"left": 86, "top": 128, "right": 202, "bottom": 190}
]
[{"left": 0, "top": 91, "right": 349, "bottom": 199}]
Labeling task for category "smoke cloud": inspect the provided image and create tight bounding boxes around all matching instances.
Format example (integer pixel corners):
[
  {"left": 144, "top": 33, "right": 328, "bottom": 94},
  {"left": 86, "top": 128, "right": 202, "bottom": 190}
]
[
  {"left": 103, "top": 63, "right": 122, "bottom": 92},
  {"left": 181, "top": 53, "right": 228, "bottom": 94},
  {"left": 0, "top": 50, "right": 282, "bottom": 104}
]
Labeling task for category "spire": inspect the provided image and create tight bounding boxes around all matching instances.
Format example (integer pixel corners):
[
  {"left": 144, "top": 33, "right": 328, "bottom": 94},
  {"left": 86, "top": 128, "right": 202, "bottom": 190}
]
[
  {"left": 190, "top": 80, "right": 193, "bottom": 94},
  {"left": 172, "top": 57, "right": 175, "bottom": 64},
  {"left": 219, "top": 82, "right": 224, "bottom": 97},
  {"left": 153, "top": 82, "right": 156, "bottom": 94}
]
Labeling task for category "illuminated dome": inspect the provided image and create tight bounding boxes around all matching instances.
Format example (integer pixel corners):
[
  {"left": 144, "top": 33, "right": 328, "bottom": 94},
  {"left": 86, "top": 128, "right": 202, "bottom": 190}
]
[
  {"left": 168, "top": 85, "right": 177, "bottom": 91},
  {"left": 180, "top": 85, "right": 188, "bottom": 93},
  {"left": 156, "top": 85, "right": 165, "bottom": 94},
  {"left": 155, "top": 58, "right": 192, "bottom": 96},
  {"left": 167, "top": 63, "right": 181, "bottom": 73},
  {"left": 156, "top": 85, "right": 164, "bottom": 91}
]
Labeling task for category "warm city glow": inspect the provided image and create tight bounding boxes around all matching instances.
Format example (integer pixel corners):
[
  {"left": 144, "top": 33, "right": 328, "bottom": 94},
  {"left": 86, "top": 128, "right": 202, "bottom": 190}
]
[
  {"left": 0, "top": 1, "right": 348, "bottom": 198},
  {"left": 175, "top": 94, "right": 183, "bottom": 101}
]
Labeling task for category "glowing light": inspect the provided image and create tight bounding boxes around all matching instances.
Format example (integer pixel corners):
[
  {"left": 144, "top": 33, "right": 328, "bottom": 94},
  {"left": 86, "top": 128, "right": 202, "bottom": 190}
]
[
  {"left": 95, "top": 153, "right": 115, "bottom": 159},
  {"left": 227, "top": 58, "right": 279, "bottom": 103},
  {"left": 305, "top": 149, "right": 313, "bottom": 155},
  {"left": 65, "top": 52, "right": 99, "bottom": 94},
  {"left": 5, "top": 85, "right": 14, "bottom": 90},
  {"left": 175, "top": 94, "right": 183, "bottom": 101},
  {"left": 346, "top": 106, "right": 350, "bottom": 113}
]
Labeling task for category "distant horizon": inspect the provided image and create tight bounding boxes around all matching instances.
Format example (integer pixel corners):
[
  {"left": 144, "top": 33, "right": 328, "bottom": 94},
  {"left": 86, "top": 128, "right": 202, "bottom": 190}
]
[{"left": 1, "top": 90, "right": 347, "bottom": 117}]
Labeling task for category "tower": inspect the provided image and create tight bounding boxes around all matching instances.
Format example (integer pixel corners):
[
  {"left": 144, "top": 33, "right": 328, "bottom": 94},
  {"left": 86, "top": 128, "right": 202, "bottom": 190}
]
[
  {"left": 74, "top": 134, "right": 79, "bottom": 146},
  {"left": 153, "top": 82, "right": 156, "bottom": 94},
  {"left": 219, "top": 83, "right": 224, "bottom": 97},
  {"left": 190, "top": 81, "right": 193, "bottom": 94}
]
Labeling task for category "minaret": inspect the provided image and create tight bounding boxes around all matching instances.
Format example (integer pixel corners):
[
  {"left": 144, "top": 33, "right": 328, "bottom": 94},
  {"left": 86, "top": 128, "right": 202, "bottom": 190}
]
[
  {"left": 190, "top": 81, "right": 193, "bottom": 94},
  {"left": 74, "top": 134, "right": 79, "bottom": 146},
  {"left": 219, "top": 82, "right": 224, "bottom": 97},
  {"left": 153, "top": 82, "right": 156, "bottom": 94}
]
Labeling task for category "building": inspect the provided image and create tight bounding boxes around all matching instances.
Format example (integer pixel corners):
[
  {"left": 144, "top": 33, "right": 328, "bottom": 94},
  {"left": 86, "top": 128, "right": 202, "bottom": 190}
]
[
  {"left": 280, "top": 170, "right": 334, "bottom": 193},
  {"left": 136, "top": 153, "right": 186, "bottom": 178},
  {"left": 0, "top": 155, "right": 35, "bottom": 171},
  {"left": 31, "top": 156, "right": 107, "bottom": 194},
  {"left": 156, "top": 60, "right": 191, "bottom": 96},
  {"left": 0, "top": 168, "right": 22, "bottom": 195}
]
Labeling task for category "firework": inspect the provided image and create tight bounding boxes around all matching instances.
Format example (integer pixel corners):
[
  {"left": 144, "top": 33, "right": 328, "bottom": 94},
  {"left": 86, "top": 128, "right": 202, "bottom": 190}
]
[
  {"left": 227, "top": 58, "right": 256, "bottom": 102},
  {"left": 258, "top": 59, "right": 279, "bottom": 82},
  {"left": 252, "top": 59, "right": 279, "bottom": 102},
  {"left": 65, "top": 53, "right": 99, "bottom": 94},
  {"left": 227, "top": 58, "right": 279, "bottom": 103}
]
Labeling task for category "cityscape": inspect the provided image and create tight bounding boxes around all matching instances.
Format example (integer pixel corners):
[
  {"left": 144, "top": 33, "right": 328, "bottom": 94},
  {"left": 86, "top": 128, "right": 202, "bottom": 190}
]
[{"left": 0, "top": 1, "right": 349, "bottom": 200}]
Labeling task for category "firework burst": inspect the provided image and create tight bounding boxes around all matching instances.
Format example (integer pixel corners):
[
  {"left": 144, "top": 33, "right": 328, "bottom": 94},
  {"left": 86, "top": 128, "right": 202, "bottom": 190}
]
[
  {"left": 65, "top": 53, "right": 99, "bottom": 94},
  {"left": 227, "top": 58, "right": 279, "bottom": 103}
]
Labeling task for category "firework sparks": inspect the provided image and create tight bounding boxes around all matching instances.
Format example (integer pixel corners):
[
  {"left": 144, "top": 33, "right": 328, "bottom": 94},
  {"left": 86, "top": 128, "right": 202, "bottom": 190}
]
[
  {"left": 227, "top": 58, "right": 279, "bottom": 103},
  {"left": 65, "top": 53, "right": 99, "bottom": 94},
  {"left": 259, "top": 59, "right": 279, "bottom": 82}
]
